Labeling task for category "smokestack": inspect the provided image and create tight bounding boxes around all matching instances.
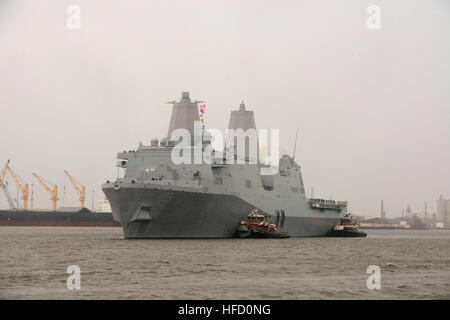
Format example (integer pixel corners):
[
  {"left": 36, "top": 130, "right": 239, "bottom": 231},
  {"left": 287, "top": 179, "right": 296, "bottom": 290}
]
[
  {"left": 381, "top": 200, "right": 385, "bottom": 220},
  {"left": 425, "top": 201, "right": 427, "bottom": 219}
]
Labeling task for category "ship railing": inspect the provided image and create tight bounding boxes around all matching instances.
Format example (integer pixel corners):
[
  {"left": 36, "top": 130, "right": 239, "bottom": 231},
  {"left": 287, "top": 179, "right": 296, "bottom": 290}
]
[
  {"left": 309, "top": 198, "right": 347, "bottom": 206},
  {"left": 308, "top": 199, "right": 344, "bottom": 212}
]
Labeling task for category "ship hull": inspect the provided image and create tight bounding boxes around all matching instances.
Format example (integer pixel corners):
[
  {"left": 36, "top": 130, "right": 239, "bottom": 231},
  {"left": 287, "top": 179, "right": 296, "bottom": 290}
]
[
  {"left": 0, "top": 210, "right": 120, "bottom": 227},
  {"left": 103, "top": 185, "right": 340, "bottom": 238},
  {"left": 326, "top": 229, "right": 367, "bottom": 237}
]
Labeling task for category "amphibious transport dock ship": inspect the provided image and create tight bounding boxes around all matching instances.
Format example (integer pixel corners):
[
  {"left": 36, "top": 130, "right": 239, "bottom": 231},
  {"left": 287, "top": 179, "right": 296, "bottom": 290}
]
[
  {"left": 0, "top": 208, "right": 120, "bottom": 227},
  {"left": 102, "top": 92, "right": 347, "bottom": 238}
]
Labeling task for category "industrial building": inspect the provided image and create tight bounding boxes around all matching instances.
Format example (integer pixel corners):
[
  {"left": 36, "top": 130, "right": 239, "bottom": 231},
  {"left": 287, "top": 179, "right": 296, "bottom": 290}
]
[{"left": 437, "top": 196, "right": 450, "bottom": 228}]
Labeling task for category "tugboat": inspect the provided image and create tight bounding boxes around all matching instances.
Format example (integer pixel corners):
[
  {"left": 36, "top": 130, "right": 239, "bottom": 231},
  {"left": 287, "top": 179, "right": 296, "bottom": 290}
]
[
  {"left": 326, "top": 213, "right": 367, "bottom": 237},
  {"left": 238, "top": 209, "right": 289, "bottom": 238}
]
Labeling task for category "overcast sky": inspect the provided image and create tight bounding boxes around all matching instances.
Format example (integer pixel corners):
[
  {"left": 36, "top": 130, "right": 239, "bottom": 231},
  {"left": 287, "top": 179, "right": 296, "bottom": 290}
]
[{"left": 0, "top": 0, "right": 449, "bottom": 216}]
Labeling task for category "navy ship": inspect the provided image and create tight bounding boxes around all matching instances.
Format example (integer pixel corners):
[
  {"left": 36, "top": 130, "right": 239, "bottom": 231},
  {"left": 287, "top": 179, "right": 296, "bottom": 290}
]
[{"left": 102, "top": 92, "right": 347, "bottom": 238}]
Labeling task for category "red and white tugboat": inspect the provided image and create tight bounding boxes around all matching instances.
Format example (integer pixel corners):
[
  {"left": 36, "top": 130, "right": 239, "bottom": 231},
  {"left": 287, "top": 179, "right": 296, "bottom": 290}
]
[
  {"left": 238, "top": 209, "right": 289, "bottom": 238},
  {"left": 326, "top": 213, "right": 367, "bottom": 237}
]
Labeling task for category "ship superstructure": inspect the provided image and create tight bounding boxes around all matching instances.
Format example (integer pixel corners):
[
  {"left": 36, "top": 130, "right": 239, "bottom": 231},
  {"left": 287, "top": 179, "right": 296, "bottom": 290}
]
[{"left": 102, "top": 92, "right": 346, "bottom": 238}]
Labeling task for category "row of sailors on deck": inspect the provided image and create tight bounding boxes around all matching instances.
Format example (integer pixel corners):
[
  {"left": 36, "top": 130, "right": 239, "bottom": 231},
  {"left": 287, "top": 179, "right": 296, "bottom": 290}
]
[{"left": 310, "top": 198, "right": 337, "bottom": 205}]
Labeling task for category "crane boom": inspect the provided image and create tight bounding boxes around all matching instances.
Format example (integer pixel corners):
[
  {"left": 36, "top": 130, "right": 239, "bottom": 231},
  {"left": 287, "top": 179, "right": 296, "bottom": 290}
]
[
  {"left": 32, "top": 173, "right": 58, "bottom": 211},
  {"left": 6, "top": 164, "right": 29, "bottom": 210},
  {"left": 64, "top": 170, "right": 85, "bottom": 208},
  {"left": 1, "top": 184, "right": 16, "bottom": 209},
  {"left": 0, "top": 160, "right": 9, "bottom": 182},
  {"left": 0, "top": 160, "right": 16, "bottom": 210}
]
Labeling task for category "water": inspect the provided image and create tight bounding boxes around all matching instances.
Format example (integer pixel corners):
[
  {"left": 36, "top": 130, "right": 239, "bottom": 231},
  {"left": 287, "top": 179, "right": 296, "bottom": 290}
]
[{"left": 0, "top": 227, "right": 449, "bottom": 299}]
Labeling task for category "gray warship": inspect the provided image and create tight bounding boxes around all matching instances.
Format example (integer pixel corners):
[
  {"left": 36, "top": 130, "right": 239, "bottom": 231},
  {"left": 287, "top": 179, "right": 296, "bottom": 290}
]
[{"left": 102, "top": 92, "right": 346, "bottom": 238}]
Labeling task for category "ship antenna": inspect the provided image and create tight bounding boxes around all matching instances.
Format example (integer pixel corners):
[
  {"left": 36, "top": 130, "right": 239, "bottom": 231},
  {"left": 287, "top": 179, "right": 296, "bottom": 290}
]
[{"left": 293, "top": 128, "right": 299, "bottom": 160}]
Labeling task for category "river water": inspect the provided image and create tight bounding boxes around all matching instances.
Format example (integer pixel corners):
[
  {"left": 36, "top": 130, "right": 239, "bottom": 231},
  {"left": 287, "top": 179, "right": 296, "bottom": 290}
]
[{"left": 0, "top": 227, "right": 449, "bottom": 299}]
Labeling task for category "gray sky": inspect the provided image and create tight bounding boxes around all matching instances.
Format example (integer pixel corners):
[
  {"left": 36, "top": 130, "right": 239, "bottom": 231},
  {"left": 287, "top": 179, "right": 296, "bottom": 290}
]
[{"left": 0, "top": 0, "right": 449, "bottom": 216}]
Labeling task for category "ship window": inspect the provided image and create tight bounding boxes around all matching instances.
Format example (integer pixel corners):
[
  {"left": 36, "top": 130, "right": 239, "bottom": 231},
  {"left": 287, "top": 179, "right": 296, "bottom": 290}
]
[
  {"left": 291, "top": 187, "right": 299, "bottom": 193},
  {"left": 245, "top": 180, "right": 252, "bottom": 188}
]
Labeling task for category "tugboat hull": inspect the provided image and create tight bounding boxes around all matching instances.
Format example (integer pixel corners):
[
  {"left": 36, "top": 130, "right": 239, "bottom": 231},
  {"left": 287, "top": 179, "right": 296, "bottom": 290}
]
[
  {"left": 238, "top": 228, "right": 290, "bottom": 238},
  {"left": 247, "top": 230, "right": 290, "bottom": 238},
  {"left": 326, "top": 230, "right": 367, "bottom": 237}
]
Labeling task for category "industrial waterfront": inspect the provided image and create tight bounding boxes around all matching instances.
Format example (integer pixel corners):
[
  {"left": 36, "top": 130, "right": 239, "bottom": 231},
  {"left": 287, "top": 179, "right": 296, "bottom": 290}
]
[{"left": 1, "top": 155, "right": 449, "bottom": 230}]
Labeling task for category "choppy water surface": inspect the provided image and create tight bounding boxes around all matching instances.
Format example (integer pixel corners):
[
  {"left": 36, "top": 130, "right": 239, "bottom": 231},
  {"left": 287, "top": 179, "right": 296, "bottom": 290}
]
[{"left": 0, "top": 227, "right": 449, "bottom": 299}]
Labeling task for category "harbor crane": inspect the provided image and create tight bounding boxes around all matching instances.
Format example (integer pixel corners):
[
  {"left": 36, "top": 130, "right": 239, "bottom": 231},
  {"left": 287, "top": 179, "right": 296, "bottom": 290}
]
[
  {"left": 32, "top": 173, "right": 58, "bottom": 211},
  {"left": 6, "top": 162, "right": 29, "bottom": 210},
  {"left": 0, "top": 160, "right": 16, "bottom": 209},
  {"left": 64, "top": 170, "right": 85, "bottom": 208}
]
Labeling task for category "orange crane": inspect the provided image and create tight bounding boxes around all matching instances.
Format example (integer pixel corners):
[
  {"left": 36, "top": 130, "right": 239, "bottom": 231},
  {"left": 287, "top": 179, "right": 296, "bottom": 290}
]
[
  {"left": 64, "top": 170, "right": 85, "bottom": 208},
  {"left": 32, "top": 173, "right": 58, "bottom": 211},
  {"left": 0, "top": 160, "right": 16, "bottom": 209},
  {"left": 6, "top": 162, "right": 29, "bottom": 210}
]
